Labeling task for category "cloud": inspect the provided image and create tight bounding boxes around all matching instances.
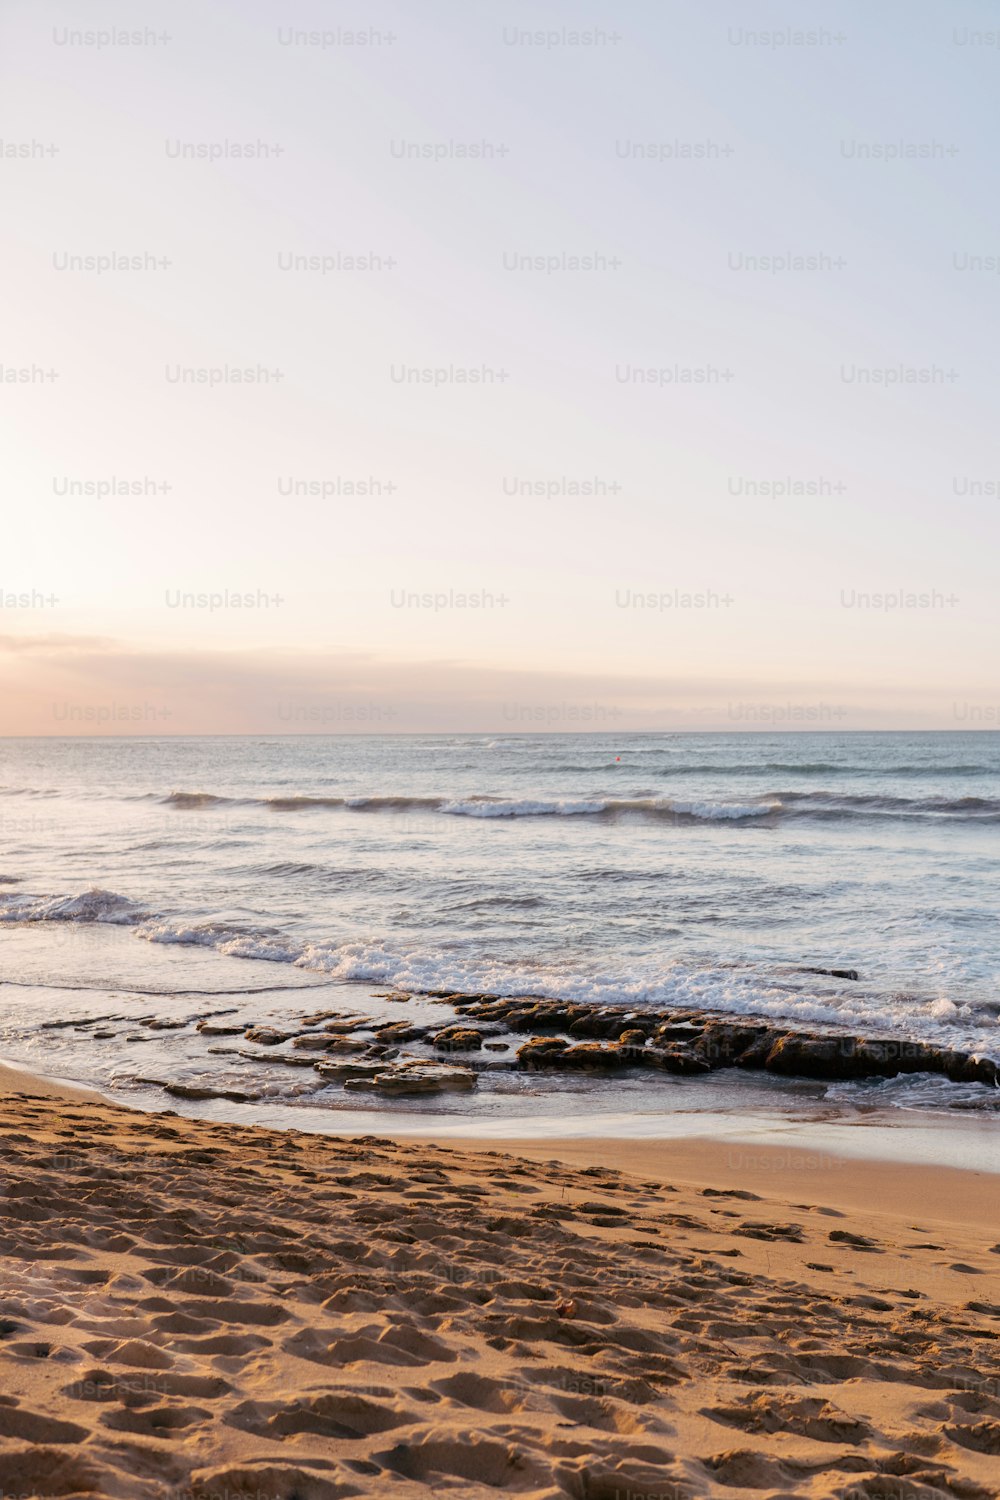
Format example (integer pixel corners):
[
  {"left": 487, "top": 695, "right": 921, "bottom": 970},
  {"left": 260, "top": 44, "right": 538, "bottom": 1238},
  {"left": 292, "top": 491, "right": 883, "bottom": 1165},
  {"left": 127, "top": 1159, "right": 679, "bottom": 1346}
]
[
  {"left": 0, "top": 634, "right": 115, "bottom": 654},
  {"left": 0, "top": 634, "right": 977, "bottom": 734}
]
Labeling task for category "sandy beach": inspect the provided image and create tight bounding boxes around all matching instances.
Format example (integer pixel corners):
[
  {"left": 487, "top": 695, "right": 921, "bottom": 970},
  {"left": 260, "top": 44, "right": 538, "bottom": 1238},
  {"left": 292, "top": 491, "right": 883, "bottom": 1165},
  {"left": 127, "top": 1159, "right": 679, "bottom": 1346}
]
[
  {"left": 1, "top": 1068, "right": 998, "bottom": 1500},
  {"left": 6, "top": 0, "right": 1000, "bottom": 1486}
]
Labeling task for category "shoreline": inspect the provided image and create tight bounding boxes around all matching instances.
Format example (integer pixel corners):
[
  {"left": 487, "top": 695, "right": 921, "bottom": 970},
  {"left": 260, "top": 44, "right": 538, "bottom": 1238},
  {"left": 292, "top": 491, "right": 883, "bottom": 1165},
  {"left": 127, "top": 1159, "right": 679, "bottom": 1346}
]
[
  {"left": 2, "top": 925, "right": 996, "bottom": 1152},
  {"left": 0, "top": 1056, "right": 105, "bottom": 1103},
  {"left": 4, "top": 1051, "right": 1000, "bottom": 1177},
  {"left": 4, "top": 1052, "right": 1000, "bottom": 1224}
]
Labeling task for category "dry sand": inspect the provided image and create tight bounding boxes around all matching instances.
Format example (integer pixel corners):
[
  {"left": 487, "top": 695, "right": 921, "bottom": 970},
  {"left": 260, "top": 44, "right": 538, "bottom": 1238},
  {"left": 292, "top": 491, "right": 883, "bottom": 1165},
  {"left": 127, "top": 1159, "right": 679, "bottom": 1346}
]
[{"left": 1, "top": 1070, "right": 998, "bottom": 1500}]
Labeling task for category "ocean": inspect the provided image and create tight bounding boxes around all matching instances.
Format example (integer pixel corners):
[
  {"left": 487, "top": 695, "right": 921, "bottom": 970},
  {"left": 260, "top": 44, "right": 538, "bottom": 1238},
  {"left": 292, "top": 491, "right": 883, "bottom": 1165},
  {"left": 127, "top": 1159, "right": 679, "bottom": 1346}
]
[{"left": 0, "top": 732, "right": 997, "bottom": 1127}]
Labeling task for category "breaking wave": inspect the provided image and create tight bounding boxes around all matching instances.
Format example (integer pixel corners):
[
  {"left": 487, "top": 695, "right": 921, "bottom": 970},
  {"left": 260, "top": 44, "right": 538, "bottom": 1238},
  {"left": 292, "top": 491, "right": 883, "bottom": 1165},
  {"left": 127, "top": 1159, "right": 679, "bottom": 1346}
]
[
  {"left": 150, "top": 788, "right": 1000, "bottom": 823},
  {"left": 0, "top": 885, "right": 996, "bottom": 1057},
  {"left": 4, "top": 780, "right": 997, "bottom": 825},
  {"left": 0, "top": 888, "right": 145, "bottom": 924}
]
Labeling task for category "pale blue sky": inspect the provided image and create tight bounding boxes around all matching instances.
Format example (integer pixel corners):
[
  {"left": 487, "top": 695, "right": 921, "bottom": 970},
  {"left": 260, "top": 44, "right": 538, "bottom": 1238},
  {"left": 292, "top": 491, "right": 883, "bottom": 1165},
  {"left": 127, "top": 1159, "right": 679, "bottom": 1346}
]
[{"left": 2, "top": 0, "right": 998, "bottom": 731}]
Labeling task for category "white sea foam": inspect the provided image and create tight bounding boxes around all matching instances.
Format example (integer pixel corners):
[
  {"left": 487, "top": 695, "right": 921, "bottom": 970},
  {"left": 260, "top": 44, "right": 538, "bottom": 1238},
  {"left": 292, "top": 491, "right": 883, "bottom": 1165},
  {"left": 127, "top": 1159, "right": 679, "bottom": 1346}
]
[
  {"left": 439, "top": 797, "right": 610, "bottom": 818},
  {"left": 668, "top": 799, "right": 779, "bottom": 820},
  {"left": 436, "top": 796, "right": 779, "bottom": 820},
  {"left": 139, "top": 919, "right": 304, "bottom": 965},
  {"left": 826, "top": 1072, "right": 999, "bottom": 1112},
  {"left": 123, "top": 912, "right": 996, "bottom": 1054},
  {"left": 0, "top": 883, "right": 996, "bottom": 1063}
]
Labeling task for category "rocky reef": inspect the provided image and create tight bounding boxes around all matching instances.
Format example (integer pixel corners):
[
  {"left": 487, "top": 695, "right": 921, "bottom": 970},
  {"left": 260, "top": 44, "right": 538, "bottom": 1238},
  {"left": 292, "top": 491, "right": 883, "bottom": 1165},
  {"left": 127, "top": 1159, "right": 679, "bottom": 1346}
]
[
  {"left": 434, "top": 992, "right": 998, "bottom": 1088},
  {"left": 133, "top": 987, "right": 997, "bottom": 1104}
]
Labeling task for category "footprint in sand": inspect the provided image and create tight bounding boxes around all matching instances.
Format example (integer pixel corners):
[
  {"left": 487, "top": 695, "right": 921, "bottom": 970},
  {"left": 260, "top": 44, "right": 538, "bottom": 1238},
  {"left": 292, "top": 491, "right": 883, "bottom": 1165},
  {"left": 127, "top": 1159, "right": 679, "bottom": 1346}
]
[
  {"left": 0, "top": 1449, "right": 103, "bottom": 1498},
  {"left": 100, "top": 1403, "right": 211, "bottom": 1436},
  {"left": 703, "top": 1393, "right": 871, "bottom": 1444},
  {"left": 187, "top": 1464, "right": 356, "bottom": 1500},
  {"left": 0, "top": 1404, "right": 89, "bottom": 1444},
  {"left": 224, "top": 1389, "right": 416, "bottom": 1439}
]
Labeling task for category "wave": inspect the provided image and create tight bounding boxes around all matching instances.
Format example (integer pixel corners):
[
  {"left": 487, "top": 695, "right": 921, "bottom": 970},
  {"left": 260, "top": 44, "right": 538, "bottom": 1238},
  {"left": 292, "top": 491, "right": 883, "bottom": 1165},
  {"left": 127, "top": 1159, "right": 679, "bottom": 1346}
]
[
  {"left": 153, "top": 791, "right": 782, "bottom": 821},
  {"left": 437, "top": 795, "right": 779, "bottom": 820},
  {"left": 439, "top": 796, "right": 609, "bottom": 818},
  {"left": 3, "top": 766, "right": 996, "bottom": 819},
  {"left": 0, "top": 887, "right": 145, "bottom": 924},
  {"left": 162, "top": 791, "right": 233, "bottom": 809},
  {"left": 1, "top": 886, "right": 995, "bottom": 1057},
  {"left": 774, "top": 791, "right": 1000, "bottom": 818},
  {"left": 255, "top": 860, "right": 325, "bottom": 877},
  {"left": 152, "top": 788, "right": 1000, "bottom": 823},
  {"left": 826, "top": 1072, "right": 1000, "bottom": 1113},
  {"left": 6, "top": 782, "right": 999, "bottom": 826}
]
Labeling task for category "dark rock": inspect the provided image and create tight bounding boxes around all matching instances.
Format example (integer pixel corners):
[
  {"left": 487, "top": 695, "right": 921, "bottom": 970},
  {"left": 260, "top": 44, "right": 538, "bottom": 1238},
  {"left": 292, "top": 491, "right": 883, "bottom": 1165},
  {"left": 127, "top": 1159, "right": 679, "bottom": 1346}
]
[
  {"left": 764, "top": 1035, "right": 857, "bottom": 1080},
  {"left": 372, "top": 1023, "right": 429, "bottom": 1044},
  {"left": 433, "top": 1027, "right": 485, "bottom": 1051},
  {"left": 344, "top": 1062, "right": 477, "bottom": 1095},
  {"left": 503, "top": 1004, "right": 569, "bottom": 1034},
  {"left": 501, "top": 1010, "right": 541, "bottom": 1033},
  {"left": 237, "top": 1050, "right": 317, "bottom": 1068},
  {"left": 313, "top": 986, "right": 996, "bottom": 1094},
  {"left": 516, "top": 1037, "right": 568, "bottom": 1067},
  {"left": 939, "top": 1051, "right": 998, "bottom": 1086},
  {"left": 568, "top": 1013, "right": 621, "bottom": 1039},
  {"left": 854, "top": 1039, "right": 936, "bottom": 1075},
  {"left": 243, "top": 1027, "right": 294, "bottom": 1046},
  {"left": 763, "top": 1033, "right": 947, "bottom": 1081},
  {"left": 653, "top": 1022, "right": 704, "bottom": 1044},
  {"left": 735, "top": 1032, "right": 780, "bottom": 1070},
  {"left": 554, "top": 1043, "right": 630, "bottom": 1069},
  {"left": 645, "top": 1048, "right": 712, "bottom": 1075},
  {"left": 516, "top": 1038, "right": 631, "bottom": 1070},
  {"left": 314, "top": 1059, "right": 385, "bottom": 1082},
  {"left": 163, "top": 1082, "right": 259, "bottom": 1103},
  {"left": 801, "top": 967, "right": 860, "bottom": 982},
  {"left": 693, "top": 1023, "right": 770, "bottom": 1069}
]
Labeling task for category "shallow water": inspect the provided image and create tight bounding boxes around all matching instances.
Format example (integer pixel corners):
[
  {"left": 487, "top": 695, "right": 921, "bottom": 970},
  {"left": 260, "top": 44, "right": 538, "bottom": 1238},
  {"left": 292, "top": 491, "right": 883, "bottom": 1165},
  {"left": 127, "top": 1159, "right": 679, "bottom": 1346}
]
[{"left": 0, "top": 732, "right": 997, "bottom": 1122}]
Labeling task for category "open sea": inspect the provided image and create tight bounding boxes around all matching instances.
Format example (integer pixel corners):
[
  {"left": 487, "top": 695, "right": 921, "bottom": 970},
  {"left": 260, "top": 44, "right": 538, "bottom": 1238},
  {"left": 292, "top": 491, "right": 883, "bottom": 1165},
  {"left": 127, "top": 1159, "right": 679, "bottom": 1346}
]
[{"left": 0, "top": 732, "right": 998, "bottom": 1129}]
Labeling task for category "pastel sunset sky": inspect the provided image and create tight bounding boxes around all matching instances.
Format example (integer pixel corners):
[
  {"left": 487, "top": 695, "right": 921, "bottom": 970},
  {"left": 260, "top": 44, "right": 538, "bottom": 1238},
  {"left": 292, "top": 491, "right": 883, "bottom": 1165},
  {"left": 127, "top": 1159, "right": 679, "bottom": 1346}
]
[{"left": 3, "top": 0, "right": 998, "bottom": 733}]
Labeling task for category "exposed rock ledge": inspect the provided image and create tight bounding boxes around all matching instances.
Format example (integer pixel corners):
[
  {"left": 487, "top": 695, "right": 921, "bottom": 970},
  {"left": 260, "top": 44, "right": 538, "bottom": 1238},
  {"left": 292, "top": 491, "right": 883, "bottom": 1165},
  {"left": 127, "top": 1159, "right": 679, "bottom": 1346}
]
[{"left": 416, "top": 992, "right": 999, "bottom": 1088}]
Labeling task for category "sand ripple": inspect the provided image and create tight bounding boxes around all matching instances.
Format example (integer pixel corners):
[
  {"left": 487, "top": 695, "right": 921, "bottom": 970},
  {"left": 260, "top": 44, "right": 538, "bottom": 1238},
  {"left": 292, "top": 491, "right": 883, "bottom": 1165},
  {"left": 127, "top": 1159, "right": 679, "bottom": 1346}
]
[{"left": 1, "top": 1093, "right": 998, "bottom": 1498}]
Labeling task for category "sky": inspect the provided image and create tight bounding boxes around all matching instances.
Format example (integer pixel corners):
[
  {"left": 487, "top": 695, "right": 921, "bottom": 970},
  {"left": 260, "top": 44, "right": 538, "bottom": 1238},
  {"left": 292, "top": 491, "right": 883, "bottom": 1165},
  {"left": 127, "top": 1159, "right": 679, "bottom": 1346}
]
[{"left": 2, "top": 0, "right": 998, "bottom": 733}]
